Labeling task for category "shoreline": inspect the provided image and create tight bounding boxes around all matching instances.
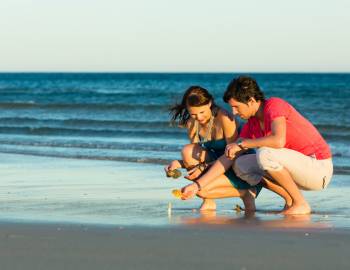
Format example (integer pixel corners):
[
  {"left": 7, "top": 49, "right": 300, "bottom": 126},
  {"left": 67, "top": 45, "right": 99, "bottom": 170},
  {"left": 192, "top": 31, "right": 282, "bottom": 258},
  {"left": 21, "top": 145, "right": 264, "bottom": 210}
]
[{"left": 0, "top": 152, "right": 349, "bottom": 229}]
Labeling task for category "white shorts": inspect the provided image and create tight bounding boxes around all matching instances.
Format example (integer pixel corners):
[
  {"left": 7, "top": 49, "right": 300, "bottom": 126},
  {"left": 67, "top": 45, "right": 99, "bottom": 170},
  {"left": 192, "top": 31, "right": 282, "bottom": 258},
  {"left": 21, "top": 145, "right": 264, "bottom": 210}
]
[{"left": 233, "top": 147, "right": 333, "bottom": 191}]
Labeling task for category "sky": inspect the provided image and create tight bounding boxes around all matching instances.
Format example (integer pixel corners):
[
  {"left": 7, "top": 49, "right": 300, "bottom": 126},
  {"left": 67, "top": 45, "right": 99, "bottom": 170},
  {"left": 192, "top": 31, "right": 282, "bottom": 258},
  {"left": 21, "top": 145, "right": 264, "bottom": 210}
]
[{"left": 0, "top": 0, "right": 349, "bottom": 72}]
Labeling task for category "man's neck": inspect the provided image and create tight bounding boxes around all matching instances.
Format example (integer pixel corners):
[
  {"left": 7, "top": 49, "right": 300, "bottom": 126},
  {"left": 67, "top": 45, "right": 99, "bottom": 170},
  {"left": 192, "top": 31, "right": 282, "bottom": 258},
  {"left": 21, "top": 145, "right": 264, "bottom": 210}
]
[{"left": 254, "top": 100, "right": 264, "bottom": 121}]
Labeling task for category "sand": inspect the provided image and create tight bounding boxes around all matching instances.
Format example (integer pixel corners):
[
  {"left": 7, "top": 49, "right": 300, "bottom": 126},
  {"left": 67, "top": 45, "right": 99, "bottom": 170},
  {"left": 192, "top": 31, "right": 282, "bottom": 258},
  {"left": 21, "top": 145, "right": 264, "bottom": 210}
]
[
  {"left": 1, "top": 222, "right": 349, "bottom": 270},
  {"left": 0, "top": 153, "right": 349, "bottom": 269}
]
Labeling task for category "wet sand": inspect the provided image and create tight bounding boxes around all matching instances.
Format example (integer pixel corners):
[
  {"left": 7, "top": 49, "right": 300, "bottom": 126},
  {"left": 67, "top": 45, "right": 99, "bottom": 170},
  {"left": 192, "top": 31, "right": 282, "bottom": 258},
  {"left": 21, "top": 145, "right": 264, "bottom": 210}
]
[
  {"left": 1, "top": 222, "right": 350, "bottom": 270},
  {"left": 0, "top": 153, "right": 350, "bottom": 269}
]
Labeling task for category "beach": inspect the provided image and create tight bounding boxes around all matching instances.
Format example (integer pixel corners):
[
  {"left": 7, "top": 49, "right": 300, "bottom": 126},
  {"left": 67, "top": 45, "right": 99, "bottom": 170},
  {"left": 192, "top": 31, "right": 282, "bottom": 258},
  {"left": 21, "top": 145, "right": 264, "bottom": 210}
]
[
  {"left": 1, "top": 0, "right": 349, "bottom": 263},
  {"left": 1, "top": 153, "right": 349, "bottom": 228},
  {"left": 0, "top": 73, "right": 349, "bottom": 269},
  {"left": 2, "top": 223, "right": 350, "bottom": 270},
  {"left": 0, "top": 153, "right": 350, "bottom": 269}
]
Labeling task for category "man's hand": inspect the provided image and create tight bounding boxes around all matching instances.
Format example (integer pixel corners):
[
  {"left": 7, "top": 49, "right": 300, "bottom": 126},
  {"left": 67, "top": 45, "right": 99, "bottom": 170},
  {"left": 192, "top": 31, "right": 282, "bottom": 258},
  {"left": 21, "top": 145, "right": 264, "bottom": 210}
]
[
  {"left": 181, "top": 183, "right": 199, "bottom": 200},
  {"left": 225, "top": 143, "right": 242, "bottom": 159}
]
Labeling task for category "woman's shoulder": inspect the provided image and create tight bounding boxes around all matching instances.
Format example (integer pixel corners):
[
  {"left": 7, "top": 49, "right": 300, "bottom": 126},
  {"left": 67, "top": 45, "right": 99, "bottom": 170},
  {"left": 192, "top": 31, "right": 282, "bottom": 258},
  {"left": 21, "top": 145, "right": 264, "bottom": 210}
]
[{"left": 216, "top": 107, "right": 235, "bottom": 122}]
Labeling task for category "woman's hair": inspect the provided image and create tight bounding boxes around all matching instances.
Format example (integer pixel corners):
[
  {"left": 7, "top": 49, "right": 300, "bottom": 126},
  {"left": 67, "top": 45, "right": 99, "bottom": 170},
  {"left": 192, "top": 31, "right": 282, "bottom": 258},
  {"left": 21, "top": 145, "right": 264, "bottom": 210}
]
[
  {"left": 223, "top": 75, "right": 265, "bottom": 104},
  {"left": 170, "top": 86, "right": 217, "bottom": 126}
]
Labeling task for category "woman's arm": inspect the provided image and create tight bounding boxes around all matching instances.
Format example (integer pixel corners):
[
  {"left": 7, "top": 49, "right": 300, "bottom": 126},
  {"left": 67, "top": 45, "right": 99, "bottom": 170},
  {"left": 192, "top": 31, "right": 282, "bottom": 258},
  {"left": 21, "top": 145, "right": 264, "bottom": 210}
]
[{"left": 218, "top": 109, "right": 238, "bottom": 144}]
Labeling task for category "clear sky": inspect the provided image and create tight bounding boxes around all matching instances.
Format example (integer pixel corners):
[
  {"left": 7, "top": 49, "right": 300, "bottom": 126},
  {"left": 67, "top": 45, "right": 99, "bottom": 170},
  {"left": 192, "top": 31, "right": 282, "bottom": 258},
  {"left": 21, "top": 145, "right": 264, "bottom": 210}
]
[{"left": 1, "top": 0, "right": 349, "bottom": 72}]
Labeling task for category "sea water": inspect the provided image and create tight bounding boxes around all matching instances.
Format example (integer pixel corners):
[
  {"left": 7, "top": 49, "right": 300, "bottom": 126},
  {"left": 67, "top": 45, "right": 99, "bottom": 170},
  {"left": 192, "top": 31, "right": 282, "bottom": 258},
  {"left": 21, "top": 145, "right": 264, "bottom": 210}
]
[{"left": 0, "top": 73, "right": 349, "bottom": 228}]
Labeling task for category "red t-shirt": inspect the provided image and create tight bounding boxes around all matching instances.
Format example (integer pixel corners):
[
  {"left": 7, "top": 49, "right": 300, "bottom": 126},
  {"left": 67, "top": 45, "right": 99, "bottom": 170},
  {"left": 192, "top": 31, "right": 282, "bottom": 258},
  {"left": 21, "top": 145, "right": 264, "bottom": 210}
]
[{"left": 240, "top": 97, "right": 331, "bottom": 160}]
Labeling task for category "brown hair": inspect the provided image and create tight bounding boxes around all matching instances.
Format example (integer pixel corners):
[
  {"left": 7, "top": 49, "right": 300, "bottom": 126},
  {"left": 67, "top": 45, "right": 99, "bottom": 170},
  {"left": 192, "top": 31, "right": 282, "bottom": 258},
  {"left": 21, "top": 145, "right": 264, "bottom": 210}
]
[
  {"left": 223, "top": 76, "right": 265, "bottom": 104},
  {"left": 170, "top": 86, "right": 218, "bottom": 126}
]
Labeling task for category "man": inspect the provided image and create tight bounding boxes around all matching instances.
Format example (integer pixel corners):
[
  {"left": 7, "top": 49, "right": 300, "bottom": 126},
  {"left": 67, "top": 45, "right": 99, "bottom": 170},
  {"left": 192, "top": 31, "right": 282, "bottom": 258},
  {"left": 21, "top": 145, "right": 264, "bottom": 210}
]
[{"left": 181, "top": 75, "right": 333, "bottom": 215}]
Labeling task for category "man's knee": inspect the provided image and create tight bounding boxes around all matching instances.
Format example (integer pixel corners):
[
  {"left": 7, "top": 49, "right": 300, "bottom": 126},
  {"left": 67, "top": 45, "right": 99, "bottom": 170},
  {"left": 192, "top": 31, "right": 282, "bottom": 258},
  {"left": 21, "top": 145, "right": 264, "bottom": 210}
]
[
  {"left": 233, "top": 156, "right": 248, "bottom": 178},
  {"left": 256, "top": 147, "right": 282, "bottom": 171}
]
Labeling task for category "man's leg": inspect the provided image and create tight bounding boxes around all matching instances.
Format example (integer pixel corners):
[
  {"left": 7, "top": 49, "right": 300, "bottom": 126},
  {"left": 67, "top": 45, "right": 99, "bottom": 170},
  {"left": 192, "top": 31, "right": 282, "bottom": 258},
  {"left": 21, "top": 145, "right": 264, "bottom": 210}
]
[
  {"left": 262, "top": 176, "right": 293, "bottom": 209},
  {"left": 256, "top": 147, "right": 315, "bottom": 214},
  {"left": 266, "top": 169, "right": 310, "bottom": 214},
  {"left": 234, "top": 154, "right": 294, "bottom": 211}
]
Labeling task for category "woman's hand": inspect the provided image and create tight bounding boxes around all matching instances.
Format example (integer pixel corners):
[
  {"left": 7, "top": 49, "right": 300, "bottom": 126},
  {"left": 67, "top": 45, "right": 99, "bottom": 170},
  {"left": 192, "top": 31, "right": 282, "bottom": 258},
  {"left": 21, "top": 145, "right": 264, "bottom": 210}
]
[
  {"left": 164, "top": 160, "right": 182, "bottom": 174},
  {"left": 181, "top": 183, "right": 199, "bottom": 200},
  {"left": 184, "top": 163, "right": 207, "bottom": 180},
  {"left": 184, "top": 166, "right": 202, "bottom": 181}
]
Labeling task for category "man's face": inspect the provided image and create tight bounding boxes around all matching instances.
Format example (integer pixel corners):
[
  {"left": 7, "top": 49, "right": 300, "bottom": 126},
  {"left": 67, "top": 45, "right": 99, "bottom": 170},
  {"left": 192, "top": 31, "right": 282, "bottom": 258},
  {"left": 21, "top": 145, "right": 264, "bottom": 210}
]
[{"left": 227, "top": 98, "right": 254, "bottom": 120}]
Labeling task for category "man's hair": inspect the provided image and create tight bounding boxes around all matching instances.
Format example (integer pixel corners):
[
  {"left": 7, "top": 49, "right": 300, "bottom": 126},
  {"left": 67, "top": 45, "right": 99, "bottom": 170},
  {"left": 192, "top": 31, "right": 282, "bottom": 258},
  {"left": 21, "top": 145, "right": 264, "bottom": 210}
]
[{"left": 223, "top": 76, "right": 265, "bottom": 104}]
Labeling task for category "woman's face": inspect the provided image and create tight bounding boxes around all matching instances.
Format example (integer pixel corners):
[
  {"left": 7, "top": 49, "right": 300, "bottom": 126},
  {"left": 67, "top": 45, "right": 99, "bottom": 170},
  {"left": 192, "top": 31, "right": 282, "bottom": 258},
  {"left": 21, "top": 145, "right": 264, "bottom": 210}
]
[{"left": 187, "top": 102, "right": 212, "bottom": 124}]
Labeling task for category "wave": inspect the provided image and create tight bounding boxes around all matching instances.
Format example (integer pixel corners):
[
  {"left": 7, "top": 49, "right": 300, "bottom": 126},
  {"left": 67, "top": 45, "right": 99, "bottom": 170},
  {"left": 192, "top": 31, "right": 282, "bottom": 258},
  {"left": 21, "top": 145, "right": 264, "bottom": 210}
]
[
  {"left": 316, "top": 124, "right": 350, "bottom": 133},
  {"left": 0, "top": 139, "right": 182, "bottom": 152},
  {"left": 0, "top": 117, "right": 174, "bottom": 129},
  {"left": 333, "top": 166, "right": 350, "bottom": 175},
  {"left": 0, "top": 148, "right": 348, "bottom": 175},
  {"left": 323, "top": 133, "right": 350, "bottom": 142},
  {"left": 1, "top": 117, "right": 350, "bottom": 141},
  {"left": 0, "top": 149, "right": 171, "bottom": 165},
  {"left": 0, "top": 102, "right": 168, "bottom": 111},
  {"left": 0, "top": 126, "right": 185, "bottom": 138}
]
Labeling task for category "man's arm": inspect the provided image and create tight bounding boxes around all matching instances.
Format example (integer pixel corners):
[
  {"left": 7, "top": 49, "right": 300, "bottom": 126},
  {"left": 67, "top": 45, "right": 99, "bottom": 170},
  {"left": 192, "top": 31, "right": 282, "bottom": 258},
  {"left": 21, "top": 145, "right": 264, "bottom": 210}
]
[{"left": 241, "top": 117, "right": 286, "bottom": 149}]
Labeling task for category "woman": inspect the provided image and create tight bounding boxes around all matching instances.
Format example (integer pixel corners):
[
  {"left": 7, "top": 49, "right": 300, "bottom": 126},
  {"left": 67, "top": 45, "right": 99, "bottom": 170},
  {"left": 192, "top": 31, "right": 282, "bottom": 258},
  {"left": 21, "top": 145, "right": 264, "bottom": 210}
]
[{"left": 165, "top": 86, "right": 261, "bottom": 211}]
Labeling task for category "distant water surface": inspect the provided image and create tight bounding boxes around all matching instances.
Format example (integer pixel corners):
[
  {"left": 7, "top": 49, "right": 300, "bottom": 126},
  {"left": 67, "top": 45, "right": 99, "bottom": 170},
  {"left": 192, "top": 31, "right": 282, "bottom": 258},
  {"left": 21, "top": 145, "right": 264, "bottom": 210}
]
[{"left": 0, "top": 72, "right": 349, "bottom": 176}]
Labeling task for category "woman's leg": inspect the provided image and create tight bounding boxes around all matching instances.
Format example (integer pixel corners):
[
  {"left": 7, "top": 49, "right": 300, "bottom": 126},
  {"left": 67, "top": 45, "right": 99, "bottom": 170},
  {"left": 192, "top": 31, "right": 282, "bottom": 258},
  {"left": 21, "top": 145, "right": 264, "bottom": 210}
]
[
  {"left": 197, "top": 174, "right": 256, "bottom": 212},
  {"left": 181, "top": 143, "right": 210, "bottom": 168},
  {"left": 181, "top": 143, "right": 215, "bottom": 209}
]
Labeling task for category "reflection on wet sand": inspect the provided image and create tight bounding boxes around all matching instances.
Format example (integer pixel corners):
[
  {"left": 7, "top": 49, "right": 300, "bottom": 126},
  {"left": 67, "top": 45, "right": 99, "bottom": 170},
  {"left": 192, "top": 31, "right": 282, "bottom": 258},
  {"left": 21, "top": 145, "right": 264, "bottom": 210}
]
[{"left": 170, "top": 209, "right": 332, "bottom": 230}]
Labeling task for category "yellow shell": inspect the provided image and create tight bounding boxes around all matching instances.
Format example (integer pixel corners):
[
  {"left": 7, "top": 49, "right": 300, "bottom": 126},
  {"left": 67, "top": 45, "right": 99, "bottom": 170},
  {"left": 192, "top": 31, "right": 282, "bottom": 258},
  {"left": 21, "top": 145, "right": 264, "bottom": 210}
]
[
  {"left": 172, "top": 189, "right": 183, "bottom": 199},
  {"left": 234, "top": 204, "right": 243, "bottom": 212}
]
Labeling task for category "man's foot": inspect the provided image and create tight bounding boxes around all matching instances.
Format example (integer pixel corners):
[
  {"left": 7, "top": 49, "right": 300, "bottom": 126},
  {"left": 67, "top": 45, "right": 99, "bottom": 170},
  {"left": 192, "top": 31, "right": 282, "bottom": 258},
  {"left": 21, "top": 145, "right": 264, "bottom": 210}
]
[
  {"left": 283, "top": 202, "right": 311, "bottom": 215},
  {"left": 242, "top": 189, "right": 256, "bottom": 212},
  {"left": 199, "top": 199, "right": 216, "bottom": 211}
]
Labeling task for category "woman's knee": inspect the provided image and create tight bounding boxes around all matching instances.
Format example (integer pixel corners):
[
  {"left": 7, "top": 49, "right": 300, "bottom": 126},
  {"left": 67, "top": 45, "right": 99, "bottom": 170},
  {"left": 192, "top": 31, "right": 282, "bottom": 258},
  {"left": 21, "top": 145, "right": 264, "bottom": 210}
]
[
  {"left": 197, "top": 188, "right": 209, "bottom": 198},
  {"left": 181, "top": 144, "right": 195, "bottom": 161},
  {"left": 181, "top": 143, "right": 204, "bottom": 166}
]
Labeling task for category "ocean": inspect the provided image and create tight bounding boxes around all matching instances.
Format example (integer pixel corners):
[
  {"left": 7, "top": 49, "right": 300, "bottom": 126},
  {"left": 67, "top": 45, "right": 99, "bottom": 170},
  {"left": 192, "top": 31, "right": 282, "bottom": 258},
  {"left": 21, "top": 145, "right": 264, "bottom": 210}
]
[
  {"left": 0, "top": 72, "right": 349, "bottom": 227},
  {"left": 0, "top": 72, "right": 349, "bottom": 172}
]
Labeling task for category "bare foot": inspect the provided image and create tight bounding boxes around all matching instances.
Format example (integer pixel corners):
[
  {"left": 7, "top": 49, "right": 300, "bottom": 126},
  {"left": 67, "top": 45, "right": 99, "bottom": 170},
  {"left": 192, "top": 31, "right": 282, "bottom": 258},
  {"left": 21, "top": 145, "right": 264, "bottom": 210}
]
[
  {"left": 199, "top": 199, "right": 216, "bottom": 211},
  {"left": 242, "top": 189, "right": 256, "bottom": 212},
  {"left": 283, "top": 200, "right": 293, "bottom": 211},
  {"left": 283, "top": 202, "right": 311, "bottom": 215}
]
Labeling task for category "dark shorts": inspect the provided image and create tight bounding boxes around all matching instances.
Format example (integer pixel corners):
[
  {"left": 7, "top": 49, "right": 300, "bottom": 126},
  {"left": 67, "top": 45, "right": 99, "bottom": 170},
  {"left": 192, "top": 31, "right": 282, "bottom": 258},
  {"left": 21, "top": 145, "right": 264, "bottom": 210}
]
[
  {"left": 225, "top": 168, "right": 263, "bottom": 197},
  {"left": 202, "top": 144, "right": 263, "bottom": 197}
]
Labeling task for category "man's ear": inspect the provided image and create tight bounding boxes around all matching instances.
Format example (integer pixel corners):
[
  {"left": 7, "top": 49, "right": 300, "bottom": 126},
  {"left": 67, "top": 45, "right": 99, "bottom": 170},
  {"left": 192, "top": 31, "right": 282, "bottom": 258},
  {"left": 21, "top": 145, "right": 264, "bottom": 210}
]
[{"left": 248, "top": 97, "right": 257, "bottom": 106}]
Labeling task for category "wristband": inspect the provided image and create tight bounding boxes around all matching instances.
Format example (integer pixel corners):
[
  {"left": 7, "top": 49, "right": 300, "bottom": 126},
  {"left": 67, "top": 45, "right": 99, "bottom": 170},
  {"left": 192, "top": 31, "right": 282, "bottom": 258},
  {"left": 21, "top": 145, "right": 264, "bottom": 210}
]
[
  {"left": 193, "top": 180, "right": 202, "bottom": 191},
  {"left": 197, "top": 162, "right": 207, "bottom": 172},
  {"left": 237, "top": 142, "right": 245, "bottom": 150}
]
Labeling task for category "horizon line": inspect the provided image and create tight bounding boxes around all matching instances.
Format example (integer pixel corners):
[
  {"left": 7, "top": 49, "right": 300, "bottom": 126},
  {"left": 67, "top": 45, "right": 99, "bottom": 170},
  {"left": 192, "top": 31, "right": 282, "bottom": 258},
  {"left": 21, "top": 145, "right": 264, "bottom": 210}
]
[{"left": 0, "top": 71, "right": 349, "bottom": 74}]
